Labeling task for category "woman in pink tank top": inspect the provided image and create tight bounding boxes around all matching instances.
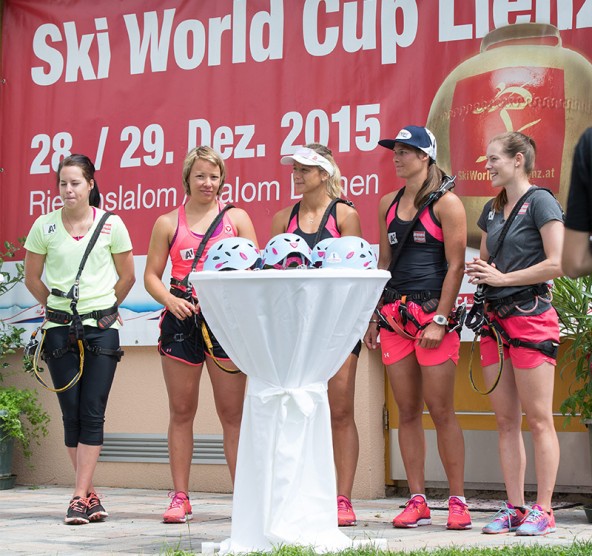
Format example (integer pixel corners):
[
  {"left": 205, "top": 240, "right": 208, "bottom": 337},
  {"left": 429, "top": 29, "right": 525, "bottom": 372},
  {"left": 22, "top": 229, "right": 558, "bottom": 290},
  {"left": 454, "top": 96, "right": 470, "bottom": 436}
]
[{"left": 144, "top": 146, "right": 258, "bottom": 523}]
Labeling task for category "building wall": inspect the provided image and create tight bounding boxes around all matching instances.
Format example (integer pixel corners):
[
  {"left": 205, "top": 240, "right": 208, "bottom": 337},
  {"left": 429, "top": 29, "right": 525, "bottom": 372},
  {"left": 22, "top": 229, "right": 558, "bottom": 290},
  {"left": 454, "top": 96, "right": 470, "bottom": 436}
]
[
  {"left": 385, "top": 342, "right": 592, "bottom": 494},
  {"left": 7, "top": 345, "right": 387, "bottom": 499},
  {"left": 10, "top": 341, "right": 590, "bottom": 498}
]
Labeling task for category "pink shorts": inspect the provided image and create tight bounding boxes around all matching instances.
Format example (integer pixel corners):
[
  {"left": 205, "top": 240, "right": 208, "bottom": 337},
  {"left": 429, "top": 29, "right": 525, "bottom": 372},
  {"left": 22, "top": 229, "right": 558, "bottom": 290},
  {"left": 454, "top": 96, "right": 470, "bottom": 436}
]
[
  {"left": 379, "top": 301, "right": 460, "bottom": 367},
  {"left": 479, "top": 306, "right": 559, "bottom": 369}
]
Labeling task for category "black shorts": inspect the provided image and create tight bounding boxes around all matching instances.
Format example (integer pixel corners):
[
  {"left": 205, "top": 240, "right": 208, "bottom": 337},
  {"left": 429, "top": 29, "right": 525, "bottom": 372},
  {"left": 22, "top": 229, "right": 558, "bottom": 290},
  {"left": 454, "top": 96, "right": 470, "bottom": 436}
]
[
  {"left": 158, "top": 310, "right": 230, "bottom": 366},
  {"left": 351, "top": 340, "right": 362, "bottom": 358}
]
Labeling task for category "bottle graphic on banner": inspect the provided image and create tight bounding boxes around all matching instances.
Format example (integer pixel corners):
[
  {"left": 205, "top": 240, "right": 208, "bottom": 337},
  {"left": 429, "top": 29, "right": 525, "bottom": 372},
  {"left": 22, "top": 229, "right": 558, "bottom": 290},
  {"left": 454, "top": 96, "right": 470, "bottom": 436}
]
[{"left": 427, "top": 23, "right": 592, "bottom": 247}]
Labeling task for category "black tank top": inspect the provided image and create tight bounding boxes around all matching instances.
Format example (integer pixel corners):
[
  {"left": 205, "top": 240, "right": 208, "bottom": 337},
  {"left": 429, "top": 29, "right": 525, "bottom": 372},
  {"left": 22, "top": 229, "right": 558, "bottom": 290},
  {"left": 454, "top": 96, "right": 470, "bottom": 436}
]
[
  {"left": 385, "top": 188, "right": 448, "bottom": 292},
  {"left": 287, "top": 201, "right": 341, "bottom": 248}
]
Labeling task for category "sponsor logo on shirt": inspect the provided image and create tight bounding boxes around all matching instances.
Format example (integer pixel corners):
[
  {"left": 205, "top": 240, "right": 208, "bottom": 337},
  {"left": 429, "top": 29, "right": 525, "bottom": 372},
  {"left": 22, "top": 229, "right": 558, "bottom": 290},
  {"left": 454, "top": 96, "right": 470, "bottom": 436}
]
[
  {"left": 488, "top": 211, "right": 495, "bottom": 220},
  {"left": 518, "top": 202, "right": 530, "bottom": 215},
  {"left": 388, "top": 232, "right": 397, "bottom": 245},
  {"left": 101, "top": 222, "right": 112, "bottom": 234},
  {"left": 413, "top": 231, "right": 426, "bottom": 243},
  {"left": 181, "top": 248, "right": 195, "bottom": 260},
  {"left": 44, "top": 223, "right": 57, "bottom": 235}
]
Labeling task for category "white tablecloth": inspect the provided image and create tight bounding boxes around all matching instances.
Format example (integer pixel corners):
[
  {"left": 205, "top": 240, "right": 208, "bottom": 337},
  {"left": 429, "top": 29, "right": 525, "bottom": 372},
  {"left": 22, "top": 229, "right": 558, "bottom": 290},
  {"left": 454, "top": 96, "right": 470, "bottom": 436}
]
[{"left": 190, "top": 269, "right": 389, "bottom": 553}]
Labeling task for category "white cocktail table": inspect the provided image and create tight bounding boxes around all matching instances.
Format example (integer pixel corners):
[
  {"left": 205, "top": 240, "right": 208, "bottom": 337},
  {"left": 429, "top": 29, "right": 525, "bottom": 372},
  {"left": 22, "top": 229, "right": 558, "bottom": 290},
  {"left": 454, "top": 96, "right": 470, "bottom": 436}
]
[{"left": 190, "top": 268, "right": 389, "bottom": 554}]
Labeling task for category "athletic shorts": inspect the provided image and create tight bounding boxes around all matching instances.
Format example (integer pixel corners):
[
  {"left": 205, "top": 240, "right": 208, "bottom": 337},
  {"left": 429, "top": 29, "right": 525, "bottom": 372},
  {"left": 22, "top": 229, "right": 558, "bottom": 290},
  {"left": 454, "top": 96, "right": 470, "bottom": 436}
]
[
  {"left": 158, "top": 309, "right": 230, "bottom": 366},
  {"left": 352, "top": 340, "right": 362, "bottom": 358},
  {"left": 480, "top": 303, "right": 559, "bottom": 369},
  {"left": 379, "top": 300, "right": 460, "bottom": 367}
]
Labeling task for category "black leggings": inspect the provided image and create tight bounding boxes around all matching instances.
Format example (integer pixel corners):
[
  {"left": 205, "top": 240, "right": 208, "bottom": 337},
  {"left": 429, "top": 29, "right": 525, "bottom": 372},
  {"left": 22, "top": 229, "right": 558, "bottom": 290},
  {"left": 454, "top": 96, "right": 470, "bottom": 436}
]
[{"left": 43, "top": 326, "right": 120, "bottom": 447}]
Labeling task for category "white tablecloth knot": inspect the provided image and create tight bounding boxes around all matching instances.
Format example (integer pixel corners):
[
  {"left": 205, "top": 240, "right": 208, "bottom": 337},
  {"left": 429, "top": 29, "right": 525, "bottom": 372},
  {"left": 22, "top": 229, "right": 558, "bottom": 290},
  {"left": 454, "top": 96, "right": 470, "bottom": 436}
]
[{"left": 250, "top": 377, "right": 327, "bottom": 419}]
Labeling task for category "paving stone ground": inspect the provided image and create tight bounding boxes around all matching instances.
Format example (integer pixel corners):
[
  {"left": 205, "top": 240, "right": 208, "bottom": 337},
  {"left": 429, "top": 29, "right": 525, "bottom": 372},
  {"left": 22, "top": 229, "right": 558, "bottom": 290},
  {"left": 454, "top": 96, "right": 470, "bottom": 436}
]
[{"left": 1, "top": 485, "right": 591, "bottom": 554}]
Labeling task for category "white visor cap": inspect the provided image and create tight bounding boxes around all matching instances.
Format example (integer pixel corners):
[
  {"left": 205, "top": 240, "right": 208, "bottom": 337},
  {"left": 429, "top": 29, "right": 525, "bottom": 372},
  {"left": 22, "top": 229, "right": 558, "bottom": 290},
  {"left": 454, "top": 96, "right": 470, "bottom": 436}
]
[{"left": 280, "top": 147, "right": 335, "bottom": 177}]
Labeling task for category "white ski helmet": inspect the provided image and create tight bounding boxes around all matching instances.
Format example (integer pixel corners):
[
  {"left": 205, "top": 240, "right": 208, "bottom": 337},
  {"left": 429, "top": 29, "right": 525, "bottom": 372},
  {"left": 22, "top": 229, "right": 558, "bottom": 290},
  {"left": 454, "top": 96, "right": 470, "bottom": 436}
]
[
  {"left": 262, "top": 233, "right": 312, "bottom": 269},
  {"left": 321, "top": 236, "right": 377, "bottom": 269},
  {"left": 203, "top": 237, "right": 262, "bottom": 271},
  {"left": 310, "top": 238, "right": 336, "bottom": 268}
]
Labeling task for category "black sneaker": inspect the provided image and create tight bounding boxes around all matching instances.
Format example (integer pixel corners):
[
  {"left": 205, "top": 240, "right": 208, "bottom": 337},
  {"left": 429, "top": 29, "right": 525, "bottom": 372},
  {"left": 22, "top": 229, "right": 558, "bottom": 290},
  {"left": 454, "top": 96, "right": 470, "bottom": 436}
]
[
  {"left": 65, "top": 496, "right": 89, "bottom": 525},
  {"left": 87, "top": 491, "right": 108, "bottom": 522}
]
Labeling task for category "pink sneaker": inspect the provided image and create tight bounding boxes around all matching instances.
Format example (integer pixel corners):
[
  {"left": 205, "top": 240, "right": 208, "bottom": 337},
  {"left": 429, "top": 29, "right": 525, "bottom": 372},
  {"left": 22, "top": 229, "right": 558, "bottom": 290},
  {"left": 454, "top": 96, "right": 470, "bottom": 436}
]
[
  {"left": 163, "top": 491, "right": 193, "bottom": 523},
  {"left": 337, "top": 495, "right": 357, "bottom": 526},
  {"left": 393, "top": 495, "right": 431, "bottom": 528},
  {"left": 515, "top": 504, "right": 556, "bottom": 536},
  {"left": 446, "top": 496, "right": 472, "bottom": 530}
]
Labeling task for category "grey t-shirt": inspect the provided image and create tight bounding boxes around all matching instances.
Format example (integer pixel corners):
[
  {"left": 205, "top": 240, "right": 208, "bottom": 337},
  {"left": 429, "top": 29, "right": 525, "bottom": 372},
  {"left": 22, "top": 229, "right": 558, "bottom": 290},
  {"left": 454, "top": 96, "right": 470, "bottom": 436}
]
[{"left": 476, "top": 186, "right": 564, "bottom": 301}]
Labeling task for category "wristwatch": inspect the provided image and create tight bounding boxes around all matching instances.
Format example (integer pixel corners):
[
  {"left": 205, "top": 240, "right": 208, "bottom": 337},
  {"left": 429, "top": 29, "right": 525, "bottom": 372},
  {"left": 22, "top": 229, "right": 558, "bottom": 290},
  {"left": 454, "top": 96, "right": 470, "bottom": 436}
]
[{"left": 432, "top": 314, "right": 448, "bottom": 326}]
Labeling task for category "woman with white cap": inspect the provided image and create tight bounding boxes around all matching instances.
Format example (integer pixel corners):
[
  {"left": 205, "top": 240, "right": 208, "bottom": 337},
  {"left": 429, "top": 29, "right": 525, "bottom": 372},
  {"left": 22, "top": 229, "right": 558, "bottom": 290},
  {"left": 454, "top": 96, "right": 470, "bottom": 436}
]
[
  {"left": 271, "top": 144, "right": 362, "bottom": 527},
  {"left": 364, "top": 126, "right": 470, "bottom": 530}
]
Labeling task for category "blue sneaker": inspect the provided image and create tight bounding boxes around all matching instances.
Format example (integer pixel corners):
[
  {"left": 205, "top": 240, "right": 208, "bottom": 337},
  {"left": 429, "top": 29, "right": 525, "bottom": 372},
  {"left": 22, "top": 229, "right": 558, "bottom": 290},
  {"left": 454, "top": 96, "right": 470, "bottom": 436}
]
[
  {"left": 482, "top": 502, "right": 528, "bottom": 534},
  {"left": 515, "top": 504, "right": 556, "bottom": 536}
]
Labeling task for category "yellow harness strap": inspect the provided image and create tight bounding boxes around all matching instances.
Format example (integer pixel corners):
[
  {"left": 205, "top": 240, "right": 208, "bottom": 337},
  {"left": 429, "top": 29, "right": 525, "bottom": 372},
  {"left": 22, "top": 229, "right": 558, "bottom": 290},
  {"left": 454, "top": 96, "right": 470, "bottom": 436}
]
[
  {"left": 200, "top": 322, "right": 242, "bottom": 374},
  {"left": 30, "top": 328, "right": 84, "bottom": 393}
]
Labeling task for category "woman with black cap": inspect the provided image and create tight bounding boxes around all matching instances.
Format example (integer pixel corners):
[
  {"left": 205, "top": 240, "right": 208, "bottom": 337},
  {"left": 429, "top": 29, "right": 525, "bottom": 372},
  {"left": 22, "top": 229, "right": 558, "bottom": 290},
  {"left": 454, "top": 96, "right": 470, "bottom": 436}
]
[{"left": 364, "top": 126, "right": 470, "bottom": 530}]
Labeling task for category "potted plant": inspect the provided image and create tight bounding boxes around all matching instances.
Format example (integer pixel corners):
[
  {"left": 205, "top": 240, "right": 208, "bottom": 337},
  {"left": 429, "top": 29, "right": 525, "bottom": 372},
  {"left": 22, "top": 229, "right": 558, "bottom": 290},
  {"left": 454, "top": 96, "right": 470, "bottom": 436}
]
[
  {"left": 0, "top": 240, "right": 50, "bottom": 489},
  {"left": 552, "top": 274, "right": 592, "bottom": 522},
  {"left": 553, "top": 275, "right": 592, "bottom": 422}
]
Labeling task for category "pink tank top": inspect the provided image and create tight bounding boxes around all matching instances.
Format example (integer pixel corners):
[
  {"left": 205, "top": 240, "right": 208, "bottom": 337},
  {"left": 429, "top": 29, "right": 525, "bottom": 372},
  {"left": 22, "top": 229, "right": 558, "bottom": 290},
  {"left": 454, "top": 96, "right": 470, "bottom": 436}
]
[{"left": 169, "top": 201, "right": 237, "bottom": 283}]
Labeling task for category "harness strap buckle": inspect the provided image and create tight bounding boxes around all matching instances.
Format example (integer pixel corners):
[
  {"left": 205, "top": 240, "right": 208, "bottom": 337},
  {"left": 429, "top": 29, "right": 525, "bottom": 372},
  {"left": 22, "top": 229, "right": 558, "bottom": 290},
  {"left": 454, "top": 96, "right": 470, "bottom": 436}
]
[
  {"left": 86, "top": 344, "right": 125, "bottom": 361},
  {"left": 50, "top": 288, "right": 69, "bottom": 299}
]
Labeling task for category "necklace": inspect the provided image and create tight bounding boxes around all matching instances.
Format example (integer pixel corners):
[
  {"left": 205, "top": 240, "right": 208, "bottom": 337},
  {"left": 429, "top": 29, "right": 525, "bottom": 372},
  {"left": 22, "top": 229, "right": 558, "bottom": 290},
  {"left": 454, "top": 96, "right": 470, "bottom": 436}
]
[
  {"left": 63, "top": 208, "right": 92, "bottom": 238},
  {"left": 302, "top": 203, "right": 331, "bottom": 225}
]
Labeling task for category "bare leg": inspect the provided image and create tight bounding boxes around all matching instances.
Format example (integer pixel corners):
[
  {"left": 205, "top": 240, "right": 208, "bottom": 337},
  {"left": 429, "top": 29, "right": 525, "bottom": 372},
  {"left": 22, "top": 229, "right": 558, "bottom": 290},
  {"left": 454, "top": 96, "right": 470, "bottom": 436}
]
[
  {"left": 514, "top": 361, "right": 560, "bottom": 512},
  {"left": 483, "top": 359, "right": 526, "bottom": 507},
  {"left": 386, "top": 353, "right": 426, "bottom": 494},
  {"left": 206, "top": 358, "right": 247, "bottom": 483},
  {"left": 328, "top": 353, "right": 359, "bottom": 499},
  {"left": 422, "top": 359, "right": 465, "bottom": 496},
  {"left": 67, "top": 444, "right": 102, "bottom": 498},
  {"left": 162, "top": 357, "right": 203, "bottom": 494}
]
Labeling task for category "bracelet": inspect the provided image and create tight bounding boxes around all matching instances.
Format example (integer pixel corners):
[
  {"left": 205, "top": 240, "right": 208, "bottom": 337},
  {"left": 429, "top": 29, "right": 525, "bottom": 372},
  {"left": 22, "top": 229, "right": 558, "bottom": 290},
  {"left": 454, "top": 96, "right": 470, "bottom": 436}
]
[{"left": 369, "top": 319, "right": 379, "bottom": 324}]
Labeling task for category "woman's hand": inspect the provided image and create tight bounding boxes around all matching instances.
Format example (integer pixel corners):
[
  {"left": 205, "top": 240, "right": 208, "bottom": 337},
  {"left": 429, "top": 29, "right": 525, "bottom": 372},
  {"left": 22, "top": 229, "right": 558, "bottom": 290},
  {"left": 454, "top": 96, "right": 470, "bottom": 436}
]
[
  {"left": 364, "top": 322, "right": 380, "bottom": 350},
  {"left": 166, "top": 294, "right": 198, "bottom": 320},
  {"left": 416, "top": 321, "right": 445, "bottom": 349},
  {"left": 465, "top": 257, "right": 506, "bottom": 287}
]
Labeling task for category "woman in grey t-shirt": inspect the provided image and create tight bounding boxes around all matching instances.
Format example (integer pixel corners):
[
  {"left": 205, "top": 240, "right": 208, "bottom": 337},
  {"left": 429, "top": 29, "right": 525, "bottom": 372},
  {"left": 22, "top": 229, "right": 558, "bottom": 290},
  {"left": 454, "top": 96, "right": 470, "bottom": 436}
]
[{"left": 465, "top": 132, "right": 564, "bottom": 537}]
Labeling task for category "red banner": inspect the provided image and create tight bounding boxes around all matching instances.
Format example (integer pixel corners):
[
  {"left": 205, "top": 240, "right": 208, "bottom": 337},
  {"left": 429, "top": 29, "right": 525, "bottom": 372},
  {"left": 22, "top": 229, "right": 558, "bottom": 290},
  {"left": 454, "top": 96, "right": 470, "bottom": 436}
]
[{"left": 2, "top": 1, "right": 592, "bottom": 342}]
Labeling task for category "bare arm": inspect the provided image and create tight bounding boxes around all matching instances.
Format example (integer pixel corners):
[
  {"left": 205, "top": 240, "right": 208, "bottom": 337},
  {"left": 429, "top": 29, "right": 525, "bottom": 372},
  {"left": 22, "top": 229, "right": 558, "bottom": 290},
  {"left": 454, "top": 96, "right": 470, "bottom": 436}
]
[
  {"left": 229, "top": 208, "right": 259, "bottom": 246},
  {"left": 112, "top": 250, "right": 136, "bottom": 306},
  {"left": 144, "top": 213, "right": 197, "bottom": 320},
  {"left": 562, "top": 228, "right": 592, "bottom": 278},
  {"left": 336, "top": 204, "right": 362, "bottom": 237},
  {"left": 466, "top": 219, "right": 564, "bottom": 286},
  {"left": 24, "top": 251, "right": 49, "bottom": 307},
  {"left": 376, "top": 193, "right": 395, "bottom": 270},
  {"left": 364, "top": 192, "right": 394, "bottom": 350},
  {"left": 270, "top": 207, "right": 290, "bottom": 237}
]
